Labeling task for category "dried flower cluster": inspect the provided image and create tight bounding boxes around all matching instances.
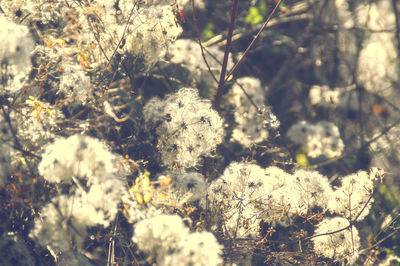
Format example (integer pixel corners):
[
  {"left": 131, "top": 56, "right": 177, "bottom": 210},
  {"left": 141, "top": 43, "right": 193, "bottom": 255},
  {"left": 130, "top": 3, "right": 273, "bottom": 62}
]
[{"left": 0, "top": 0, "right": 398, "bottom": 265}]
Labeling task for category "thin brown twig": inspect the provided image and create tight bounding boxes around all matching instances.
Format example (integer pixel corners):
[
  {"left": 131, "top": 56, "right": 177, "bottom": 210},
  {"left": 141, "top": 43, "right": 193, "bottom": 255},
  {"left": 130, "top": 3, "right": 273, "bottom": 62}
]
[
  {"left": 191, "top": 0, "right": 219, "bottom": 84},
  {"left": 107, "top": 214, "right": 119, "bottom": 266},
  {"left": 214, "top": 0, "right": 239, "bottom": 111},
  {"left": 214, "top": 0, "right": 283, "bottom": 111},
  {"left": 392, "top": 0, "right": 400, "bottom": 58},
  {"left": 104, "top": 2, "right": 140, "bottom": 71},
  {"left": 224, "top": 0, "right": 283, "bottom": 83}
]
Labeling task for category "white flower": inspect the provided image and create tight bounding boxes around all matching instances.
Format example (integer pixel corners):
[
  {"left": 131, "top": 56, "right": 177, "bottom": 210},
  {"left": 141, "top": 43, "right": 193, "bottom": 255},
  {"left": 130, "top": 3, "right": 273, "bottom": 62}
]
[
  {"left": 208, "top": 162, "right": 335, "bottom": 230},
  {"left": 121, "top": 189, "right": 162, "bottom": 224},
  {"left": 121, "top": 4, "right": 183, "bottom": 67},
  {"left": 17, "top": 100, "right": 64, "bottom": 149},
  {"left": 261, "top": 166, "right": 297, "bottom": 226},
  {"left": 208, "top": 162, "right": 271, "bottom": 238},
  {"left": 287, "top": 121, "right": 314, "bottom": 144},
  {"left": 132, "top": 214, "right": 190, "bottom": 263},
  {"left": 72, "top": 175, "right": 124, "bottom": 227},
  {"left": 59, "top": 63, "right": 92, "bottom": 104},
  {"left": 133, "top": 214, "right": 222, "bottom": 266},
  {"left": 357, "top": 33, "right": 398, "bottom": 96},
  {"left": 322, "top": 135, "right": 345, "bottom": 158},
  {"left": 292, "top": 169, "right": 333, "bottom": 211},
  {"left": 261, "top": 167, "right": 332, "bottom": 225},
  {"left": 306, "top": 134, "right": 324, "bottom": 158},
  {"left": 227, "top": 77, "right": 276, "bottom": 146},
  {"left": 168, "top": 39, "right": 233, "bottom": 90},
  {"left": 30, "top": 195, "right": 88, "bottom": 252},
  {"left": 231, "top": 116, "right": 270, "bottom": 147},
  {"left": 356, "top": 1, "right": 398, "bottom": 97},
  {"left": 165, "top": 232, "right": 222, "bottom": 266},
  {"left": 328, "top": 170, "right": 377, "bottom": 221},
  {"left": 172, "top": 171, "right": 207, "bottom": 203},
  {"left": 309, "top": 85, "right": 341, "bottom": 106},
  {"left": 229, "top": 77, "right": 266, "bottom": 112},
  {"left": 287, "top": 121, "right": 344, "bottom": 158},
  {"left": 312, "top": 217, "right": 360, "bottom": 265},
  {"left": 38, "top": 135, "right": 118, "bottom": 183},
  {"left": 143, "top": 88, "right": 224, "bottom": 168},
  {"left": 0, "top": 14, "right": 34, "bottom": 93},
  {"left": 133, "top": 214, "right": 189, "bottom": 251}
]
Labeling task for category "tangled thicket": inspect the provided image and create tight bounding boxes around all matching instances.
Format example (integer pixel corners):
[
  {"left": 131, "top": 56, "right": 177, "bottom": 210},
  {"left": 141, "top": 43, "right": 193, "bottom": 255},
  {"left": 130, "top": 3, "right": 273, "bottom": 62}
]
[{"left": 0, "top": 0, "right": 400, "bottom": 265}]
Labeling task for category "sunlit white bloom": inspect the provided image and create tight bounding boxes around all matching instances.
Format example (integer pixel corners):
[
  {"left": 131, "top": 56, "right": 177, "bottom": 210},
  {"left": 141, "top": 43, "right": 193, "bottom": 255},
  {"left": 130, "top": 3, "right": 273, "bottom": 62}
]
[
  {"left": 168, "top": 39, "right": 233, "bottom": 91},
  {"left": 309, "top": 84, "right": 360, "bottom": 111},
  {"left": 72, "top": 175, "right": 124, "bottom": 227},
  {"left": 119, "top": 4, "right": 182, "bottom": 67},
  {"left": 59, "top": 63, "right": 92, "bottom": 104},
  {"left": 172, "top": 171, "right": 207, "bottom": 204},
  {"left": 38, "top": 135, "right": 118, "bottom": 183},
  {"left": 312, "top": 217, "right": 360, "bottom": 265},
  {"left": 37, "top": 134, "right": 125, "bottom": 226},
  {"left": 165, "top": 232, "right": 222, "bottom": 266},
  {"left": 334, "top": 0, "right": 354, "bottom": 28},
  {"left": 30, "top": 195, "right": 87, "bottom": 252},
  {"left": 287, "top": 121, "right": 314, "bottom": 144},
  {"left": 207, "top": 162, "right": 268, "bottom": 237},
  {"left": 0, "top": 0, "right": 72, "bottom": 25},
  {"left": 132, "top": 214, "right": 190, "bottom": 262},
  {"left": 355, "top": 0, "right": 398, "bottom": 96},
  {"left": 355, "top": 1, "right": 395, "bottom": 31},
  {"left": 231, "top": 119, "right": 270, "bottom": 147},
  {"left": 121, "top": 188, "right": 162, "bottom": 224},
  {"left": 229, "top": 77, "right": 266, "bottom": 112},
  {"left": 292, "top": 169, "right": 333, "bottom": 211},
  {"left": 262, "top": 167, "right": 332, "bottom": 225},
  {"left": 143, "top": 88, "right": 224, "bottom": 168},
  {"left": 309, "top": 85, "right": 340, "bottom": 106},
  {"left": 306, "top": 134, "right": 324, "bottom": 158},
  {"left": 209, "top": 162, "right": 335, "bottom": 230},
  {"left": 227, "top": 77, "right": 276, "bottom": 146},
  {"left": 322, "top": 135, "right": 345, "bottom": 158},
  {"left": 31, "top": 173, "right": 124, "bottom": 252},
  {"left": 133, "top": 214, "right": 222, "bottom": 265},
  {"left": 357, "top": 34, "right": 398, "bottom": 96},
  {"left": 328, "top": 170, "right": 377, "bottom": 221},
  {"left": 0, "top": 14, "right": 34, "bottom": 94},
  {"left": 17, "top": 100, "right": 64, "bottom": 150},
  {"left": 287, "top": 121, "right": 344, "bottom": 158},
  {"left": 259, "top": 166, "right": 298, "bottom": 226}
]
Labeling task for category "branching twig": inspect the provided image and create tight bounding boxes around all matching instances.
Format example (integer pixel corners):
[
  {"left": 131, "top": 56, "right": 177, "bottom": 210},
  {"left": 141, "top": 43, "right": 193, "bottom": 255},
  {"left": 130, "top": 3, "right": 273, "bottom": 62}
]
[
  {"left": 224, "top": 0, "right": 283, "bottom": 84},
  {"left": 107, "top": 214, "right": 119, "bottom": 266},
  {"left": 392, "top": 0, "right": 400, "bottom": 58},
  {"left": 214, "top": 0, "right": 283, "bottom": 111},
  {"left": 213, "top": 0, "right": 239, "bottom": 111},
  {"left": 191, "top": 0, "right": 219, "bottom": 84}
]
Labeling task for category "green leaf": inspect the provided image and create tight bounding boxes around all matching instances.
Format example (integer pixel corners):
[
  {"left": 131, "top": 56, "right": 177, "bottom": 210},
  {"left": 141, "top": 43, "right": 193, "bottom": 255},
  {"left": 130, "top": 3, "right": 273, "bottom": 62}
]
[
  {"left": 245, "top": 6, "right": 263, "bottom": 25},
  {"left": 202, "top": 23, "right": 215, "bottom": 40},
  {"left": 296, "top": 153, "right": 308, "bottom": 169}
]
